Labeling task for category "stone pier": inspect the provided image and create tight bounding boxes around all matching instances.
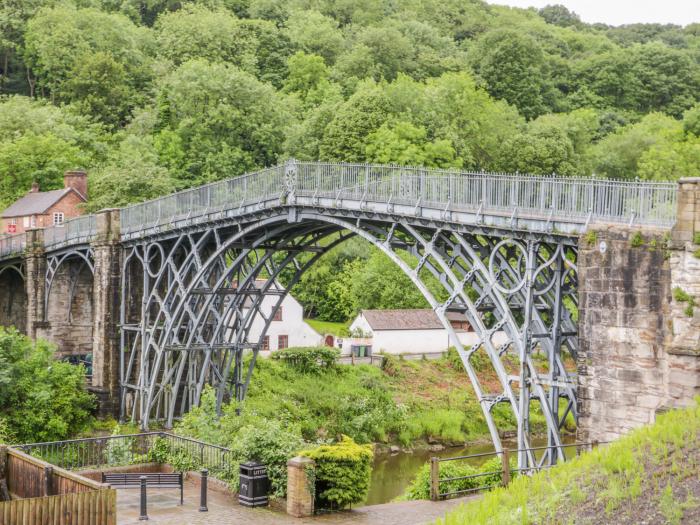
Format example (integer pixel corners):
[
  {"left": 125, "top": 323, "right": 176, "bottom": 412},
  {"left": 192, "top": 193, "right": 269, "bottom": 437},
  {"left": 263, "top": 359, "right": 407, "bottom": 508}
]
[{"left": 577, "top": 178, "right": 700, "bottom": 443}]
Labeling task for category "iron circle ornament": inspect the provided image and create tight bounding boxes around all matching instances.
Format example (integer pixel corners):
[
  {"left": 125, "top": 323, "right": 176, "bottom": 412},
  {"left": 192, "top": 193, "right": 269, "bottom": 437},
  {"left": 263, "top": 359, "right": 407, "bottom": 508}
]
[{"left": 488, "top": 238, "right": 528, "bottom": 295}]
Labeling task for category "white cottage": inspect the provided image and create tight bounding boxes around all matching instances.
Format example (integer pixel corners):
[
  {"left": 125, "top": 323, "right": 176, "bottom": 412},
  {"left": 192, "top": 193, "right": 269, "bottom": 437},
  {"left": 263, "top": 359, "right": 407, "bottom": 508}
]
[
  {"left": 242, "top": 280, "right": 323, "bottom": 352},
  {"left": 347, "top": 309, "right": 486, "bottom": 356}
]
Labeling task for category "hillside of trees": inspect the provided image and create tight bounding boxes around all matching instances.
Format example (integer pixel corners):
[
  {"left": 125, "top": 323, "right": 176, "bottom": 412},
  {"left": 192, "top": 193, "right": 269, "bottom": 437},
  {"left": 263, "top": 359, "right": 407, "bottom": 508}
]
[
  {"left": 1, "top": 0, "right": 699, "bottom": 321},
  {"left": 1, "top": 1, "right": 699, "bottom": 207}
]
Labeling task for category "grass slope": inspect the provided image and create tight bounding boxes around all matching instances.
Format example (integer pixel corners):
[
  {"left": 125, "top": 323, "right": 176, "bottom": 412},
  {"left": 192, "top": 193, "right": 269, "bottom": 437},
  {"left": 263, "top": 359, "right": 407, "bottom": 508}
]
[
  {"left": 437, "top": 401, "right": 700, "bottom": 525},
  {"left": 304, "top": 318, "right": 350, "bottom": 336}
]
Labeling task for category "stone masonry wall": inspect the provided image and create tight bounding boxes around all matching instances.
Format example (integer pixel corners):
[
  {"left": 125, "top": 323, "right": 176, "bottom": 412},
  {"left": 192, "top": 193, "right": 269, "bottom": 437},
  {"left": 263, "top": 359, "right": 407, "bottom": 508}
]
[
  {"left": 0, "top": 268, "right": 27, "bottom": 332},
  {"left": 578, "top": 178, "right": 700, "bottom": 443}
]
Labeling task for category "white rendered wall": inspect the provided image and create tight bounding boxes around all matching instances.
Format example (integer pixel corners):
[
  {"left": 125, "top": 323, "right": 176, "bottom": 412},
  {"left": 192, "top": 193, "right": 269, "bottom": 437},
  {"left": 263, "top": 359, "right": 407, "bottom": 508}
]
[{"left": 246, "top": 293, "right": 322, "bottom": 351}]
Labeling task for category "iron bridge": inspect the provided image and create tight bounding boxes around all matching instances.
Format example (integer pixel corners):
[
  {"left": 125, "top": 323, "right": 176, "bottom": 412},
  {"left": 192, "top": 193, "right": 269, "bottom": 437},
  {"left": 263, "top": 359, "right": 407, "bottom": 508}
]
[{"left": 0, "top": 160, "right": 678, "bottom": 470}]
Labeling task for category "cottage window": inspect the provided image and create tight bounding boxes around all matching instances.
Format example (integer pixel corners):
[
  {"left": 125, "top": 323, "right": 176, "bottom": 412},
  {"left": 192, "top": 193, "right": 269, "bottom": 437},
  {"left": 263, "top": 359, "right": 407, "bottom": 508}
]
[
  {"left": 262, "top": 336, "right": 270, "bottom": 351},
  {"left": 272, "top": 306, "right": 283, "bottom": 322},
  {"left": 30, "top": 216, "right": 37, "bottom": 228},
  {"left": 278, "top": 335, "right": 288, "bottom": 350},
  {"left": 23, "top": 217, "right": 29, "bottom": 228},
  {"left": 53, "top": 212, "right": 65, "bottom": 226}
]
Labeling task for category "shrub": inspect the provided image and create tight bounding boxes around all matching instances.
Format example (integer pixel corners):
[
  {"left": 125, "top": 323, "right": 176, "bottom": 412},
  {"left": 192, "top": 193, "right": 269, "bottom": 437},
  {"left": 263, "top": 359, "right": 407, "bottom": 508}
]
[
  {"left": 405, "top": 456, "right": 507, "bottom": 500},
  {"left": 106, "top": 425, "right": 135, "bottom": 465},
  {"left": 0, "top": 328, "right": 94, "bottom": 442},
  {"left": 0, "top": 416, "right": 14, "bottom": 444},
  {"left": 271, "top": 346, "right": 340, "bottom": 373},
  {"left": 300, "top": 435, "right": 373, "bottom": 509},
  {"left": 230, "top": 419, "right": 304, "bottom": 497}
]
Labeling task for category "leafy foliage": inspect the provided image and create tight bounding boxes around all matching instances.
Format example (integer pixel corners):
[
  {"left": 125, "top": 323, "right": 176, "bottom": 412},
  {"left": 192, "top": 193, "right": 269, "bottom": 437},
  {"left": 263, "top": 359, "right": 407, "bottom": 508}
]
[
  {"left": 405, "top": 456, "right": 506, "bottom": 500},
  {"left": 299, "top": 436, "right": 373, "bottom": 509},
  {"left": 270, "top": 346, "right": 340, "bottom": 374},
  {"left": 0, "top": 328, "right": 94, "bottom": 443}
]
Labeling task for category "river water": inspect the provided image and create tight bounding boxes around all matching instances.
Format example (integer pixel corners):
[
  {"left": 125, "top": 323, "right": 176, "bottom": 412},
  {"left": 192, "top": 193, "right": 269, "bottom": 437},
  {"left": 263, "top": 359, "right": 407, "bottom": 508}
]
[{"left": 361, "top": 435, "right": 577, "bottom": 506}]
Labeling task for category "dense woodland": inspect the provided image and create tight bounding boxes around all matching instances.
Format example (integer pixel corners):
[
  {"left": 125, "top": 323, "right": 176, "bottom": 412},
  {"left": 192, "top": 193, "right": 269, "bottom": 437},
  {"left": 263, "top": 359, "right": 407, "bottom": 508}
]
[{"left": 1, "top": 0, "right": 699, "bottom": 320}]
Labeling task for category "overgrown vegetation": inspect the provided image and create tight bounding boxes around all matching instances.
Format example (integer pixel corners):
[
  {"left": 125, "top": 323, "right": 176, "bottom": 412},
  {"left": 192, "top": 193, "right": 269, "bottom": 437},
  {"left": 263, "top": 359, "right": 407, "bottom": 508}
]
[
  {"left": 673, "top": 286, "right": 696, "bottom": 317},
  {"left": 299, "top": 435, "right": 373, "bottom": 509},
  {"left": 437, "top": 401, "right": 700, "bottom": 525},
  {"left": 0, "top": 328, "right": 94, "bottom": 443},
  {"left": 405, "top": 456, "right": 506, "bottom": 500},
  {"left": 176, "top": 347, "right": 543, "bottom": 450}
]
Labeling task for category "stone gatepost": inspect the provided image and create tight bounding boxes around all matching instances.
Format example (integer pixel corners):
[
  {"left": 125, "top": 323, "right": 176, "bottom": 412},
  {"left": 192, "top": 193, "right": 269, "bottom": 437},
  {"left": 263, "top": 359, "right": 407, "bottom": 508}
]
[
  {"left": 23, "top": 228, "right": 46, "bottom": 340},
  {"left": 287, "top": 456, "right": 315, "bottom": 518},
  {"left": 90, "top": 209, "right": 122, "bottom": 416}
]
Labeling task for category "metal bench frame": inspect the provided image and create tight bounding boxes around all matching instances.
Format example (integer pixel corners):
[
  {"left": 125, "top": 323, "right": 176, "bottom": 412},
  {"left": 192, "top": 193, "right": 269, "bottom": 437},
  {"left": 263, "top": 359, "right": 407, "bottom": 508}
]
[{"left": 102, "top": 472, "right": 184, "bottom": 505}]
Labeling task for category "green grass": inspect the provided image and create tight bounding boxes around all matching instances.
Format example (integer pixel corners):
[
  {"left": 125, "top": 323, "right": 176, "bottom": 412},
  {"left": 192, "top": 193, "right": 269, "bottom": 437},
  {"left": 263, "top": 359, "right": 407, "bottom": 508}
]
[
  {"left": 304, "top": 318, "right": 351, "bottom": 337},
  {"left": 436, "top": 401, "right": 700, "bottom": 525}
]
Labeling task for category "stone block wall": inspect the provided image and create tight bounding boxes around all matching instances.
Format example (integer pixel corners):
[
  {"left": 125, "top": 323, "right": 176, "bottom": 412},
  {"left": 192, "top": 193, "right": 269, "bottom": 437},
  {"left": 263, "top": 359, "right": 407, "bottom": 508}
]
[
  {"left": 578, "top": 178, "right": 700, "bottom": 443},
  {"left": 0, "top": 268, "right": 26, "bottom": 333}
]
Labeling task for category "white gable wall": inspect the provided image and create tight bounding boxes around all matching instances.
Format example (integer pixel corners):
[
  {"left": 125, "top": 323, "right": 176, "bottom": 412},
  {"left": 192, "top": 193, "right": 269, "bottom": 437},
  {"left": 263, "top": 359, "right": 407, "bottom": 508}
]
[{"left": 247, "top": 293, "right": 322, "bottom": 351}]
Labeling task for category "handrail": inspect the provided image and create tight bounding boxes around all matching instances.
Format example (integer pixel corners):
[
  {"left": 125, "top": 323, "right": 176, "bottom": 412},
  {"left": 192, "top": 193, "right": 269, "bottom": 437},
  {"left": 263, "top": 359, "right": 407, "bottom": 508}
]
[{"left": 0, "top": 160, "right": 681, "bottom": 260}]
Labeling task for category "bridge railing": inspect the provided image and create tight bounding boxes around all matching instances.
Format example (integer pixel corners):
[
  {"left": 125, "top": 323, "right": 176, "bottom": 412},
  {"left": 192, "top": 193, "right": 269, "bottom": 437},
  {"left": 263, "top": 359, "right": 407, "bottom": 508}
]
[
  {"left": 44, "top": 214, "right": 98, "bottom": 250},
  {"left": 295, "top": 162, "right": 678, "bottom": 227},
  {"left": 0, "top": 232, "right": 27, "bottom": 258},
  {"left": 121, "top": 165, "right": 286, "bottom": 235}
]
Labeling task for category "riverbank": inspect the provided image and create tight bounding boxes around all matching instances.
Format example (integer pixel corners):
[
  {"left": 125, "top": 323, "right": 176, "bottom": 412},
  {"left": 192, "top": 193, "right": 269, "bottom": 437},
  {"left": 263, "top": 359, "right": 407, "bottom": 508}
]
[{"left": 437, "top": 402, "right": 700, "bottom": 524}]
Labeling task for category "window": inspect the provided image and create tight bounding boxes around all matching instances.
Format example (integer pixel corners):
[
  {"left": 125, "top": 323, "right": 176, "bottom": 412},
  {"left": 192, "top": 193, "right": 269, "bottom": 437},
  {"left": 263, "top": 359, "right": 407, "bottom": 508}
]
[
  {"left": 272, "top": 306, "right": 283, "bottom": 322},
  {"left": 23, "top": 217, "right": 29, "bottom": 228},
  {"left": 7, "top": 218, "right": 16, "bottom": 233},
  {"left": 278, "top": 335, "right": 288, "bottom": 350},
  {"left": 30, "top": 216, "right": 37, "bottom": 228},
  {"left": 262, "top": 336, "right": 270, "bottom": 351},
  {"left": 53, "top": 212, "right": 65, "bottom": 226}
]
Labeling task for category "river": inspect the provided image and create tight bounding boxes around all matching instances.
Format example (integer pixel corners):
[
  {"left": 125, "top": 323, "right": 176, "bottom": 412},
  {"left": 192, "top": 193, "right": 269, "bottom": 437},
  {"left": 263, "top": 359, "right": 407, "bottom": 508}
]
[{"left": 361, "top": 435, "right": 577, "bottom": 506}]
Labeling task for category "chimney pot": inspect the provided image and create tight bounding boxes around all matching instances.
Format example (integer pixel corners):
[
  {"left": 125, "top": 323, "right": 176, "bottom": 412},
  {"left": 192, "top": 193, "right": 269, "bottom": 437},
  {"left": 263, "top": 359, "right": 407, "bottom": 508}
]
[{"left": 30, "top": 182, "right": 40, "bottom": 193}]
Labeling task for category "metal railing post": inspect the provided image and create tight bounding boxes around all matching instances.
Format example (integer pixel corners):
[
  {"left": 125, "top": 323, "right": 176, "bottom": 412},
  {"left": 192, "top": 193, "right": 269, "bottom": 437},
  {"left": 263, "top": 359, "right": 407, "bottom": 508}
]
[
  {"left": 139, "top": 476, "right": 148, "bottom": 521},
  {"left": 501, "top": 449, "right": 510, "bottom": 487},
  {"left": 199, "top": 469, "right": 209, "bottom": 512},
  {"left": 430, "top": 457, "right": 440, "bottom": 501}
]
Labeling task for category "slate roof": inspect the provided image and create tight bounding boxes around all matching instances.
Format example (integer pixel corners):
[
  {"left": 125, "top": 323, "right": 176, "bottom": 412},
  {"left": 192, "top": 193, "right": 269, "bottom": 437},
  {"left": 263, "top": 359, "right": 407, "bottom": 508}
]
[
  {"left": 361, "top": 309, "right": 468, "bottom": 331},
  {"left": 1, "top": 188, "right": 81, "bottom": 218}
]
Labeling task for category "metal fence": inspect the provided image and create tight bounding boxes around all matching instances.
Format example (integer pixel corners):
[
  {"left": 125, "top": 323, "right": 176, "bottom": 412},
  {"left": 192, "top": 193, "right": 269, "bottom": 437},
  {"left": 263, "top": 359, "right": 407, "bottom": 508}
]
[
  {"left": 430, "top": 441, "right": 606, "bottom": 500},
  {"left": 120, "top": 161, "right": 678, "bottom": 237},
  {"left": 44, "top": 214, "right": 98, "bottom": 250},
  {"left": 0, "top": 232, "right": 26, "bottom": 259},
  {"left": 17, "top": 432, "right": 237, "bottom": 480}
]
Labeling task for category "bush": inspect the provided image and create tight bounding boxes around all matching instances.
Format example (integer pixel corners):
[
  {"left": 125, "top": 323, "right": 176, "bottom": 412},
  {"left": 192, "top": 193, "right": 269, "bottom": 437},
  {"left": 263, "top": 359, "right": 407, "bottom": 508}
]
[
  {"left": 300, "top": 435, "right": 373, "bottom": 509},
  {"left": 0, "top": 328, "right": 94, "bottom": 442},
  {"left": 230, "top": 419, "right": 304, "bottom": 497},
  {"left": 405, "top": 456, "right": 507, "bottom": 500},
  {"left": 271, "top": 346, "right": 340, "bottom": 373}
]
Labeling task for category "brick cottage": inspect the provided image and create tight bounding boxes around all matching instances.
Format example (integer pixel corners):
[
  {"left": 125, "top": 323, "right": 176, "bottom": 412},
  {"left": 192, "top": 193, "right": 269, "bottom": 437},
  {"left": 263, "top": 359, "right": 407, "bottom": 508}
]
[{"left": 1, "top": 171, "right": 88, "bottom": 234}]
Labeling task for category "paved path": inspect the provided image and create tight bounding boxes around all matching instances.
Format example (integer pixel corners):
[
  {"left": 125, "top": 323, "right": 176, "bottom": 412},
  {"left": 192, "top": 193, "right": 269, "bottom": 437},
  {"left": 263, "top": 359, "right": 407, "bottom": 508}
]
[{"left": 117, "top": 480, "right": 471, "bottom": 525}]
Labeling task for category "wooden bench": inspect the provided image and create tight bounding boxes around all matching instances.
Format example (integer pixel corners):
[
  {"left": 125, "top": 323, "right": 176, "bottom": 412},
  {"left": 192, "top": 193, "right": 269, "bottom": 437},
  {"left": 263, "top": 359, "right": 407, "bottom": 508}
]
[{"left": 102, "top": 472, "right": 184, "bottom": 505}]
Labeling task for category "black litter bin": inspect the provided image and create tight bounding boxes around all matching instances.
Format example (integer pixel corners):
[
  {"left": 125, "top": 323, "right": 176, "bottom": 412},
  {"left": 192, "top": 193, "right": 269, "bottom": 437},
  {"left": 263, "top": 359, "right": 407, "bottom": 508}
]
[{"left": 239, "top": 461, "right": 270, "bottom": 507}]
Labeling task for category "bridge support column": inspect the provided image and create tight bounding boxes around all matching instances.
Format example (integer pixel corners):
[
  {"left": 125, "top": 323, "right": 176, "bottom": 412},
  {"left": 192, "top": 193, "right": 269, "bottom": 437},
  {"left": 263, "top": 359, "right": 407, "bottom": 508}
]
[
  {"left": 578, "top": 178, "right": 700, "bottom": 443},
  {"left": 24, "top": 229, "right": 46, "bottom": 340},
  {"left": 90, "top": 209, "right": 122, "bottom": 416}
]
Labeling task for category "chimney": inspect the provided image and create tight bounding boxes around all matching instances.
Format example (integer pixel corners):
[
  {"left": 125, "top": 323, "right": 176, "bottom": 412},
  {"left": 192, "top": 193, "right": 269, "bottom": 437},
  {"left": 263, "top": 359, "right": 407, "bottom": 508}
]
[
  {"left": 64, "top": 170, "right": 88, "bottom": 200},
  {"left": 30, "top": 182, "right": 40, "bottom": 193}
]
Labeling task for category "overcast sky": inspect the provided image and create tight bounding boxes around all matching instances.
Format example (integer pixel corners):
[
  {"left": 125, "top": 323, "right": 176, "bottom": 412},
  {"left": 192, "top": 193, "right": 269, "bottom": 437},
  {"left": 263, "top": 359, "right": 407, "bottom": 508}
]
[{"left": 487, "top": 0, "right": 700, "bottom": 26}]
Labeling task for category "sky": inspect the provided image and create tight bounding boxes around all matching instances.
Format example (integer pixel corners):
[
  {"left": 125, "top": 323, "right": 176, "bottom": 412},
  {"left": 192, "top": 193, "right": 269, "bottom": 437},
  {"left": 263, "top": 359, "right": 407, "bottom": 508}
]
[{"left": 487, "top": 0, "right": 700, "bottom": 26}]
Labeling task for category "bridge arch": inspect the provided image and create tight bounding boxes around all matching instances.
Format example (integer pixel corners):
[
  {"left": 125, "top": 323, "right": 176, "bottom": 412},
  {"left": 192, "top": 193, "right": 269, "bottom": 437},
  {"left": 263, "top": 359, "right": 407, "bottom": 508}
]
[
  {"left": 122, "top": 207, "right": 577, "bottom": 467},
  {"left": 41, "top": 249, "right": 95, "bottom": 358},
  {"left": 0, "top": 263, "right": 27, "bottom": 333}
]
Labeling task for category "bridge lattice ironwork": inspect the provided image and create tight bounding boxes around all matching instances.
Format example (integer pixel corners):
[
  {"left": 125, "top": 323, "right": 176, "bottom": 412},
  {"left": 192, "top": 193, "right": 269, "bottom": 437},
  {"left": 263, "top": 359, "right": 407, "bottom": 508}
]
[{"left": 0, "top": 161, "right": 680, "bottom": 470}]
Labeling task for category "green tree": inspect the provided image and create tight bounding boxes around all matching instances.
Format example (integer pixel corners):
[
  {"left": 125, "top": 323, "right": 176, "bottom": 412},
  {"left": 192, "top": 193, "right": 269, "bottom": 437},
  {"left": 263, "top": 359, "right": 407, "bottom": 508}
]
[
  {"left": 683, "top": 103, "right": 700, "bottom": 137},
  {"left": 155, "top": 59, "right": 291, "bottom": 185},
  {"left": 320, "top": 81, "right": 391, "bottom": 162},
  {"left": 24, "top": 5, "right": 152, "bottom": 123},
  {"left": 0, "top": 328, "right": 94, "bottom": 443},
  {"left": 0, "top": 133, "right": 87, "bottom": 209},
  {"left": 285, "top": 10, "right": 344, "bottom": 65},
  {"left": 638, "top": 135, "right": 700, "bottom": 181},
  {"left": 470, "top": 29, "right": 554, "bottom": 119},
  {"left": 586, "top": 113, "right": 684, "bottom": 179},
  {"left": 365, "top": 121, "right": 462, "bottom": 168},
  {"left": 498, "top": 126, "right": 578, "bottom": 176}
]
